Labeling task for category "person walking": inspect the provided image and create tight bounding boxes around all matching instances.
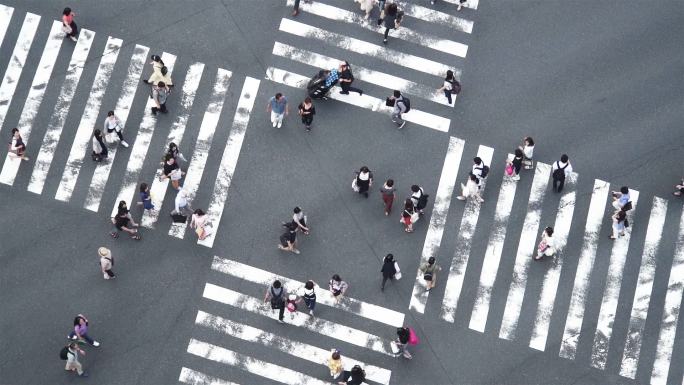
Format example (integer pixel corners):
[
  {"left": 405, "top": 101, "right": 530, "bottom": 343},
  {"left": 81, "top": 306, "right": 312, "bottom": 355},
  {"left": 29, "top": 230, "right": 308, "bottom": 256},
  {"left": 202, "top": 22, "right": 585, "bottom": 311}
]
[
  {"left": 673, "top": 178, "right": 684, "bottom": 197},
  {"left": 91, "top": 129, "right": 108, "bottom": 162},
  {"left": 611, "top": 186, "right": 631, "bottom": 210},
  {"left": 99, "top": 247, "right": 116, "bottom": 280},
  {"left": 267, "top": 93, "right": 289, "bottom": 128},
  {"left": 506, "top": 148, "right": 524, "bottom": 181},
  {"left": 520, "top": 136, "right": 535, "bottom": 169},
  {"left": 298, "top": 97, "right": 315, "bottom": 131},
  {"left": 173, "top": 188, "right": 192, "bottom": 216},
  {"left": 160, "top": 154, "right": 184, "bottom": 190},
  {"left": 410, "top": 184, "right": 429, "bottom": 215},
  {"left": 534, "top": 226, "right": 555, "bottom": 260},
  {"left": 68, "top": 314, "right": 100, "bottom": 347},
  {"left": 291, "top": 0, "right": 311, "bottom": 16},
  {"left": 327, "top": 349, "right": 343, "bottom": 380},
  {"left": 552, "top": 154, "right": 573, "bottom": 193},
  {"left": 435, "top": 70, "right": 460, "bottom": 105},
  {"left": 8, "top": 128, "right": 29, "bottom": 161},
  {"left": 381, "top": 253, "right": 399, "bottom": 291},
  {"left": 144, "top": 55, "right": 173, "bottom": 86},
  {"left": 389, "top": 90, "right": 408, "bottom": 129},
  {"left": 609, "top": 210, "right": 627, "bottom": 240},
  {"left": 264, "top": 280, "right": 287, "bottom": 323},
  {"left": 298, "top": 280, "right": 318, "bottom": 316},
  {"left": 338, "top": 62, "right": 363, "bottom": 96},
  {"left": 292, "top": 206, "right": 310, "bottom": 234},
  {"left": 354, "top": 166, "right": 373, "bottom": 198},
  {"left": 337, "top": 364, "right": 366, "bottom": 385},
  {"left": 456, "top": 174, "right": 484, "bottom": 203},
  {"left": 392, "top": 327, "right": 413, "bottom": 359},
  {"left": 110, "top": 202, "right": 141, "bottom": 240},
  {"left": 471, "top": 156, "right": 489, "bottom": 182},
  {"left": 278, "top": 221, "right": 300, "bottom": 254},
  {"left": 382, "top": 3, "right": 402, "bottom": 44},
  {"left": 103, "top": 110, "right": 129, "bottom": 147},
  {"left": 138, "top": 182, "right": 155, "bottom": 211},
  {"left": 62, "top": 342, "right": 88, "bottom": 377},
  {"left": 401, "top": 198, "right": 418, "bottom": 233},
  {"left": 190, "top": 209, "right": 211, "bottom": 240},
  {"left": 329, "top": 274, "right": 349, "bottom": 303},
  {"left": 355, "top": 0, "right": 374, "bottom": 18},
  {"left": 419, "top": 257, "right": 441, "bottom": 291},
  {"left": 151, "top": 81, "right": 170, "bottom": 115},
  {"left": 380, "top": 179, "right": 396, "bottom": 215},
  {"left": 61, "top": 7, "right": 78, "bottom": 42}
]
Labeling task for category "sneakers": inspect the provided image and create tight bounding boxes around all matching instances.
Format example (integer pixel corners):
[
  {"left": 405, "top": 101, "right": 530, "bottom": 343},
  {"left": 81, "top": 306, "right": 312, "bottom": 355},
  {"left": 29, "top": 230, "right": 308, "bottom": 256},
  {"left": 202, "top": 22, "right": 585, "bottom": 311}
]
[
  {"left": 512, "top": 175, "right": 520, "bottom": 181},
  {"left": 309, "top": 310, "right": 314, "bottom": 316},
  {"left": 121, "top": 140, "right": 129, "bottom": 148},
  {"left": 383, "top": 38, "right": 388, "bottom": 44},
  {"left": 69, "top": 36, "right": 78, "bottom": 42},
  {"left": 277, "top": 121, "right": 283, "bottom": 128},
  {"left": 398, "top": 121, "right": 406, "bottom": 129},
  {"left": 79, "top": 372, "right": 89, "bottom": 377},
  {"left": 93, "top": 341, "right": 100, "bottom": 347},
  {"left": 277, "top": 319, "right": 285, "bottom": 324},
  {"left": 456, "top": 196, "right": 466, "bottom": 200}
]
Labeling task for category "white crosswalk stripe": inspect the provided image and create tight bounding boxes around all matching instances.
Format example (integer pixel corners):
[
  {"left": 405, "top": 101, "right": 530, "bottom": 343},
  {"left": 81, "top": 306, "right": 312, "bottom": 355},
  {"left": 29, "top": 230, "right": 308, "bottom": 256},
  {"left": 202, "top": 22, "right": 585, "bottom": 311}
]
[
  {"left": 0, "top": 4, "right": 13, "bottom": 48},
  {"left": 178, "top": 367, "right": 240, "bottom": 385},
  {"left": 394, "top": 1, "right": 473, "bottom": 32},
  {"left": 27, "top": 29, "right": 95, "bottom": 195},
  {"left": 55, "top": 36, "right": 122, "bottom": 202}
]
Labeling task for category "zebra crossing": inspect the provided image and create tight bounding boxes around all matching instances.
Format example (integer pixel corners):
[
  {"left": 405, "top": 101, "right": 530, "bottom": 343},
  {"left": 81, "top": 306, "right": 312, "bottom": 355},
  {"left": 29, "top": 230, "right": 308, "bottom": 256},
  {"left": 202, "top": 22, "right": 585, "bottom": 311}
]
[
  {"left": 409, "top": 136, "right": 684, "bottom": 385},
  {"left": 179, "top": 256, "right": 401, "bottom": 385},
  {"left": 0, "top": 4, "right": 257, "bottom": 248},
  {"left": 268, "top": 0, "right": 474, "bottom": 131}
]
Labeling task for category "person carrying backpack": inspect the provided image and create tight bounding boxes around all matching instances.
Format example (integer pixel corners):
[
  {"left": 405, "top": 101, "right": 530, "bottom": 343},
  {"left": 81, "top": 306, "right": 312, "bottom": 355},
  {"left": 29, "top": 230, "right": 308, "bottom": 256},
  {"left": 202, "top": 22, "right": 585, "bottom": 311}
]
[
  {"left": 436, "top": 70, "right": 460, "bottom": 105},
  {"left": 552, "top": 154, "right": 573, "bottom": 193},
  {"left": 61, "top": 342, "right": 88, "bottom": 377},
  {"left": 337, "top": 364, "right": 366, "bottom": 385},
  {"left": 410, "top": 184, "right": 429, "bottom": 215},
  {"left": 471, "top": 157, "right": 489, "bottom": 182},
  {"left": 264, "top": 280, "right": 288, "bottom": 323},
  {"left": 389, "top": 90, "right": 410, "bottom": 129}
]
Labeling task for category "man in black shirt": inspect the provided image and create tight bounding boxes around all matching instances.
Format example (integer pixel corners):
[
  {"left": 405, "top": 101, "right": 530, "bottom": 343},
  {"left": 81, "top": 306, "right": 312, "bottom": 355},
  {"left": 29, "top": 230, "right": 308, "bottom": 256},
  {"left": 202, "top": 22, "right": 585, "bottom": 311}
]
[{"left": 338, "top": 62, "right": 363, "bottom": 96}]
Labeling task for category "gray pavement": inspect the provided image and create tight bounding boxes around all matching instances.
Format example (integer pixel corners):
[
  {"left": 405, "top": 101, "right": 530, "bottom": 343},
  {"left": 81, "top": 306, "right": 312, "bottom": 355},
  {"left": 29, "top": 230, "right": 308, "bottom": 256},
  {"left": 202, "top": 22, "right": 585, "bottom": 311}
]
[{"left": 0, "top": 1, "right": 683, "bottom": 385}]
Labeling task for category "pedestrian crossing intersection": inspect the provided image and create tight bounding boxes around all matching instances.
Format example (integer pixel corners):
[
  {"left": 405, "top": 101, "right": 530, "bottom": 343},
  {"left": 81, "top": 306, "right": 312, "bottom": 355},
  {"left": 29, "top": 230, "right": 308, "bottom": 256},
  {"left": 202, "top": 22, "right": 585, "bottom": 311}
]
[
  {"left": 408, "top": 137, "right": 684, "bottom": 385},
  {"left": 179, "top": 256, "right": 401, "bottom": 385}
]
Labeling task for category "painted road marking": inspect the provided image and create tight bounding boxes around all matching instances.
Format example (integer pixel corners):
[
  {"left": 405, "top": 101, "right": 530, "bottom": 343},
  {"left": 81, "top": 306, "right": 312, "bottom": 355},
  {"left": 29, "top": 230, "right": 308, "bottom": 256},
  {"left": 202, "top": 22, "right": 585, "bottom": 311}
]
[
  {"left": 394, "top": 1, "right": 473, "bottom": 32},
  {"left": 178, "top": 367, "right": 239, "bottom": 385}
]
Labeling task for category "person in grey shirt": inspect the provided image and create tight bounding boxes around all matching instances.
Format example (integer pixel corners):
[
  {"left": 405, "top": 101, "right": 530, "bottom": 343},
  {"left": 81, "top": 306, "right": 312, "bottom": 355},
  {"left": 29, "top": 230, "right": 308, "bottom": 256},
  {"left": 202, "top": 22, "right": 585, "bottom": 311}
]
[
  {"left": 151, "top": 81, "right": 169, "bottom": 115},
  {"left": 389, "top": 90, "right": 407, "bottom": 129}
]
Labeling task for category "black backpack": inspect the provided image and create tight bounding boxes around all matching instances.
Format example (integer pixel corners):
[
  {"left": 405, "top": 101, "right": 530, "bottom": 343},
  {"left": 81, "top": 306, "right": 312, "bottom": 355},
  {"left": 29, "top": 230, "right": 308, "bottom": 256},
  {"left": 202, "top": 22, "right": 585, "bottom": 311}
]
[
  {"left": 60, "top": 346, "right": 71, "bottom": 360},
  {"left": 621, "top": 201, "right": 633, "bottom": 212},
  {"left": 474, "top": 165, "right": 489, "bottom": 178},
  {"left": 552, "top": 162, "right": 568, "bottom": 180},
  {"left": 417, "top": 193, "right": 429, "bottom": 210},
  {"left": 270, "top": 287, "right": 284, "bottom": 309},
  {"left": 160, "top": 66, "right": 168, "bottom": 76},
  {"left": 449, "top": 79, "right": 462, "bottom": 94},
  {"left": 400, "top": 97, "right": 411, "bottom": 113}
]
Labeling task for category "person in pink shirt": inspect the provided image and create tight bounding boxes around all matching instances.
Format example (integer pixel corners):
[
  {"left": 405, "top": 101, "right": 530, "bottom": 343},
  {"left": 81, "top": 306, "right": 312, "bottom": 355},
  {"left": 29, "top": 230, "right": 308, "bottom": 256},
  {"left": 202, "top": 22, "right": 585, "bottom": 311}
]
[{"left": 62, "top": 7, "right": 78, "bottom": 42}]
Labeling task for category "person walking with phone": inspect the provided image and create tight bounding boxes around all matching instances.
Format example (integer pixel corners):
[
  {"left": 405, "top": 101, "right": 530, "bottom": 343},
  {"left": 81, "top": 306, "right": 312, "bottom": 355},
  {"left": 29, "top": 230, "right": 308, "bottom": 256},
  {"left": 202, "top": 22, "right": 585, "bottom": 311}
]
[
  {"left": 298, "top": 97, "right": 315, "bottom": 131},
  {"left": 68, "top": 314, "right": 100, "bottom": 347}
]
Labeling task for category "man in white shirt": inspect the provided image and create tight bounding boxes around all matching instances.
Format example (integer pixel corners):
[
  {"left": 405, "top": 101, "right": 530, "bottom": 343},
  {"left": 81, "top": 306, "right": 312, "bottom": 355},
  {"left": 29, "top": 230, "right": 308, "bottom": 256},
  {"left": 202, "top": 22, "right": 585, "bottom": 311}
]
[
  {"left": 551, "top": 154, "right": 573, "bottom": 193},
  {"left": 471, "top": 157, "right": 487, "bottom": 181}
]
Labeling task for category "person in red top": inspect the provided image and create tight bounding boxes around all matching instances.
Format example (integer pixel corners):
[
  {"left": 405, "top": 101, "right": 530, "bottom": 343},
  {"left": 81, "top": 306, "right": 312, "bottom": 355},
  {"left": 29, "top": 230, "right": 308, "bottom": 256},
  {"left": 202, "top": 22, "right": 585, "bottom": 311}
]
[{"left": 62, "top": 7, "right": 78, "bottom": 42}]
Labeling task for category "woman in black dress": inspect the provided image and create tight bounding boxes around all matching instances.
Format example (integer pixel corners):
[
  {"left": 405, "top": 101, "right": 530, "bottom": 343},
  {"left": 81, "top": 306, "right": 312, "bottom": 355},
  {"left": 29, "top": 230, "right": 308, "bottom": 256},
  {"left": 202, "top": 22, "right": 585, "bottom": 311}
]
[{"left": 298, "top": 97, "right": 315, "bottom": 131}]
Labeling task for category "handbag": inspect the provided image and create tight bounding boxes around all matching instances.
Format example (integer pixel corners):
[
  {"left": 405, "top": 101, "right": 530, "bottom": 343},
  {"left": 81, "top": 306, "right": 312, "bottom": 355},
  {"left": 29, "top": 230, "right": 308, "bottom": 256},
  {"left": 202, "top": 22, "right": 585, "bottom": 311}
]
[
  {"left": 410, "top": 212, "right": 420, "bottom": 224},
  {"left": 171, "top": 213, "right": 187, "bottom": 223},
  {"left": 390, "top": 340, "right": 401, "bottom": 354},
  {"left": 505, "top": 163, "right": 515, "bottom": 176},
  {"left": 351, "top": 177, "right": 360, "bottom": 192},
  {"left": 408, "top": 328, "right": 420, "bottom": 345},
  {"left": 394, "top": 261, "right": 402, "bottom": 280}
]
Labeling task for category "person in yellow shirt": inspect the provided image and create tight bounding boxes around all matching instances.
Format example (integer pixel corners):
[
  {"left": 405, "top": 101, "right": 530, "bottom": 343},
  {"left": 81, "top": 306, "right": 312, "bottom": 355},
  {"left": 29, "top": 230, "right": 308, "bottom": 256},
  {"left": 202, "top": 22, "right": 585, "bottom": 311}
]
[{"left": 327, "top": 349, "right": 343, "bottom": 380}]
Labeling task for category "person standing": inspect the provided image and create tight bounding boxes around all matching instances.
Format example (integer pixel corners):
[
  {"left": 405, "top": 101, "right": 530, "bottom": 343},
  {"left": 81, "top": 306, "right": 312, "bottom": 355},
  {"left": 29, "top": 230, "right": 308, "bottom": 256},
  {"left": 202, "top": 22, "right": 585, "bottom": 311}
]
[
  {"left": 329, "top": 274, "right": 349, "bottom": 303},
  {"left": 138, "top": 183, "right": 154, "bottom": 211},
  {"left": 401, "top": 198, "right": 418, "bottom": 233},
  {"left": 61, "top": 7, "right": 78, "bottom": 42},
  {"left": 338, "top": 62, "right": 363, "bottom": 96},
  {"left": 611, "top": 186, "right": 631, "bottom": 210},
  {"left": 552, "top": 154, "right": 573, "bottom": 193},
  {"left": 278, "top": 221, "right": 300, "bottom": 254},
  {"left": 267, "top": 93, "right": 289, "bottom": 128},
  {"left": 380, "top": 179, "right": 396, "bottom": 215},
  {"left": 389, "top": 90, "right": 407, "bottom": 129},
  {"left": 110, "top": 202, "right": 141, "bottom": 240},
  {"left": 435, "top": 70, "right": 460, "bottom": 105},
  {"left": 382, "top": 3, "right": 402, "bottom": 44},
  {"left": 62, "top": 342, "right": 88, "bottom": 377},
  {"left": 393, "top": 327, "right": 413, "bottom": 359},
  {"left": 298, "top": 280, "right": 318, "bottom": 316},
  {"left": 337, "top": 364, "right": 366, "bottom": 385},
  {"left": 456, "top": 174, "right": 484, "bottom": 203},
  {"left": 264, "top": 280, "right": 287, "bottom": 324},
  {"left": 68, "top": 314, "right": 100, "bottom": 347},
  {"left": 419, "top": 257, "right": 441, "bottom": 291},
  {"left": 410, "top": 184, "right": 429, "bottom": 214},
  {"left": 506, "top": 148, "right": 524, "bottom": 181},
  {"left": 160, "top": 154, "right": 184, "bottom": 190},
  {"left": 298, "top": 97, "right": 315, "bottom": 131},
  {"left": 103, "top": 110, "right": 129, "bottom": 147},
  {"left": 292, "top": 206, "right": 310, "bottom": 234},
  {"left": 327, "top": 349, "right": 343, "bottom": 380},
  {"left": 151, "top": 81, "right": 170, "bottom": 115},
  {"left": 534, "top": 227, "right": 555, "bottom": 260},
  {"left": 380, "top": 253, "right": 398, "bottom": 291},
  {"left": 8, "top": 128, "right": 29, "bottom": 161},
  {"left": 91, "top": 129, "right": 108, "bottom": 162},
  {"left": 354, "top": 166, "right": 373, "bottom": 198},
  {"left": 190, "top": 209, "right": 211, "bottom": 240},
  {"left": 609, "top": 210, "right": 627, "bottom": 240},
  {"left": 99, "top": 247, "right": 116, "bottom": 280},
  {"left": 519, "top": 136, "right": 535, "bottom": 169}
]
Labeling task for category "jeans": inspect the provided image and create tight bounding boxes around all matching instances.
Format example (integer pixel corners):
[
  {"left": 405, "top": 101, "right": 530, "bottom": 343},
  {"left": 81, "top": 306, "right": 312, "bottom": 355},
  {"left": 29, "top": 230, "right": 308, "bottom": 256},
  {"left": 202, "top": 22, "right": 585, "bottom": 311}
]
[
  {"left": 303, "top": 297, "right": 316, "bottom": 311},
  {"left": 69, "top": 331, "right": 95, "bottom": 345},
  {"left": 444, "top": 89, "right": 453, "bottom": 105},
  {"left": 107, "top": 128, "right": 124, "bottom": 142},
  {"left": 152, "top": 103, "right": 167, "bottom": 114},
  {"left": 340, "top": 82, "right": 363, "bottom": 95},
  {"left": 392, "top": 112, "right": 404, "bottom": 125},
  {"left": 553, "top": 176, "right": 565, "bottom": 192}
]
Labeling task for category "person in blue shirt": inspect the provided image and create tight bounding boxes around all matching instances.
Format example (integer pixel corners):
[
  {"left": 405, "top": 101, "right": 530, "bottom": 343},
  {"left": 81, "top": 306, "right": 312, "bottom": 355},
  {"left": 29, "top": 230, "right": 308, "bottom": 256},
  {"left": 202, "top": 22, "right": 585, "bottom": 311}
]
[
  {"left": 611, "top": 186, "right": 630, "bottom": 210},
  {"left": 267, "top": 93, "right": 289, "bottom": 128}
]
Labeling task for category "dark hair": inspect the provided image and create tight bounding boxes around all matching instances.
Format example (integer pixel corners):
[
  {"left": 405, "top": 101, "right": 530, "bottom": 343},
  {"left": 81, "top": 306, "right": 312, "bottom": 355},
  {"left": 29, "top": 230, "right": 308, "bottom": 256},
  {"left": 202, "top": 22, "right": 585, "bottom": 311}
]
[
  {"left": 384, "top": 253, "right": 394, "bottom": 262},
  {"left": 411, "top": 185, "right": 420, "bottom": 192},
  {"left": 446, "top": 70, "right": 454, "bottom": 81},
  {"left": 620, "top": 186, "right": 629, "bottom": 194},
  {"left": 107, "top": 111, "right": 114, "bottom": 117},
  {"left": 118, "top": 200, "right": 127, "bottom": 210},
  {"left": 560, "top": 154, "right": 569, "bottom": 163},
  {"left": 515, "top": 148, "right": 523, "bottom": 157},
  {"left": 386, "top": 3, "right": 398, "bottom": 15},
  {"left": 386, "top": 179, "right": 394, "bottom": 187},
  {"left": 158, "top": 81, "right": 166, "bottom": 88},
  {"left": 474, "top": 157, "right": 482, "bottom": 165},
  {"left": 544, "top": 226, "right": 554, "bottom": 236},
  {"left": 305, "top": 280, "right": 314, "bottom": 290},
  {"left": 151, "top": 55, "right": 163, "bottom": 64},
  {"left": 404, "top": 198, "right": 414, "bottom": 210},
  {"left": 616, "top": 210, "right": 627, "bottom": 221},
  {"left": 351, "top": 365, "right": 365, "bottom": 379},
  {"left": 332, "top": 351, "right": 341, "bottom": 360},
  {"left": 275, "top": 92, "right": 283, "bottom": 99},
  {"left": 393, "top": 90, "right": 401, "bottom": 98},
  {"left": 194, "top": 209, "right": 205, "bottom": 216},
  {"left": 428, "top": 257, "right": 436, "bottom": 265},
  {"left": 165, "top": 153, "right": 174, "bottom": 162},
  {"left": 11, "top": 127, "right": 19, "bottom": 135},
  {"left": 360, "top": 166, "right": 369, "bottom": 173},
  {"left": 293, "top": 206, "right": 301, "bottom": 214},
  {"left": 332, "top": 274, "right": 341, "bottom": 282},
  {"left": 160, "top": 66, "right": 168, "bottom": 76},
  {"left": 304, "top": 96, "right": 311, "bottom": 103},
  {"left": 63, "top": 7, "right": 72, "bottom": 16},
  {"left": 469, "top": 173, "right": 479, "bottom": 182},
  {"left": 273, "top": 280, "right": 281, "bottom": 289},
  {"left": 140, "top": 183, "right": 148, "bottom": 192},
  {"left": 524, "top": 136, "right": 534, "bottom": 146},
  {"left": 93, "top": 128, "right": 101, "bottom": 137}
]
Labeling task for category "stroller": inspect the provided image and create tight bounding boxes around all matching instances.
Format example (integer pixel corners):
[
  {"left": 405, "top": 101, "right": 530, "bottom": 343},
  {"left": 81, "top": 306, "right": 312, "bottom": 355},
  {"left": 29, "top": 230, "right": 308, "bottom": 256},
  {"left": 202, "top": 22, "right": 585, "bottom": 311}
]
[{"left": 307, "top": 69, "right": 338, "bottom": 99}]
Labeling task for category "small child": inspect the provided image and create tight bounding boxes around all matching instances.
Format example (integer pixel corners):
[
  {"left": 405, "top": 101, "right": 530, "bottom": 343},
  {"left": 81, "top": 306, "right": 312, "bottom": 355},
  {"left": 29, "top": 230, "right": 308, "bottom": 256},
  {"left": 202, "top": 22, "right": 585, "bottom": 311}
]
[
  {"left": 380, "top": 179, "right": 396, "bottom": 216},
  {"left": 138, "top": 183, "right": 155, "bottom": 210},
  {"left": 285, "top": 294, "right": 298, "bottom": 319},
  {"left": 327, "top": 349, "right": 343, "bottom": 380}
]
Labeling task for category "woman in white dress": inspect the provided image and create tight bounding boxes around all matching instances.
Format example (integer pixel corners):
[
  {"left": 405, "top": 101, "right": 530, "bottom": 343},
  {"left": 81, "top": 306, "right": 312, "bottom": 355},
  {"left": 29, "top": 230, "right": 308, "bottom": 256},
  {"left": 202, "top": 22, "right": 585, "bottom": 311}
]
[
  {"left": 456, "top": 174, "right": 484, "bottom": 203},
  {"left": 535, "top": 226, "right": 555, "bottom": 260}
]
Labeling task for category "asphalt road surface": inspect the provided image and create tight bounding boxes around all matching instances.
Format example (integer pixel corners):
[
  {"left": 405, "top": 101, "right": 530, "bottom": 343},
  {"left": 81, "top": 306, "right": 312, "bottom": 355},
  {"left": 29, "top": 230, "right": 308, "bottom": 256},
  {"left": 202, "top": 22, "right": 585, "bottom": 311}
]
[{"left": 0, "top": 1, "right": 683, "bottom": 385}]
